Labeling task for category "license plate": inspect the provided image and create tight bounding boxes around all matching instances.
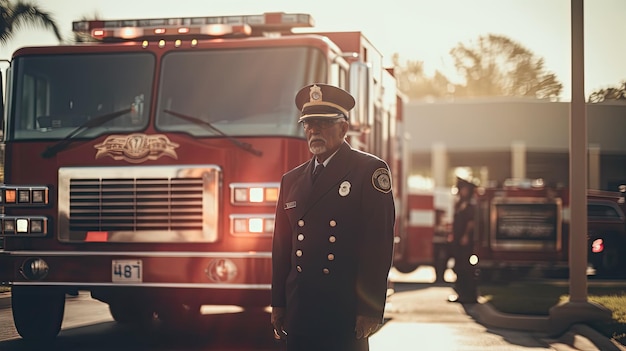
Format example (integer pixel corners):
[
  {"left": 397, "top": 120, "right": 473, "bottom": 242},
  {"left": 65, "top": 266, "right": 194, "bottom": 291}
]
[{"left": 112, "top": 259, "right": 142, "bottom": 283}]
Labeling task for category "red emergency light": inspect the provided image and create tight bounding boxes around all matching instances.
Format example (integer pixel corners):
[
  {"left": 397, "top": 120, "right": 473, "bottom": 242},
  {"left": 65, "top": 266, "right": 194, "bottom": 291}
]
[{"left": 72, "top": 12, "right": 315, "bottom": 41}]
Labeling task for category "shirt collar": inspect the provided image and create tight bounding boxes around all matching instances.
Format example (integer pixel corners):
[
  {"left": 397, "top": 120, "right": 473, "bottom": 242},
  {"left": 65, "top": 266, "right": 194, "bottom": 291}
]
[{"left": 315, "top": 148, "right": 340, "bottom": 168}]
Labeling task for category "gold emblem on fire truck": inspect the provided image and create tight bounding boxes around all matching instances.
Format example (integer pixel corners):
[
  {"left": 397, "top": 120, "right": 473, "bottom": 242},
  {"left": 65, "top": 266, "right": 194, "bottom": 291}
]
[{"left": 94, "top": 133, "right": 179, "bottom": 163}]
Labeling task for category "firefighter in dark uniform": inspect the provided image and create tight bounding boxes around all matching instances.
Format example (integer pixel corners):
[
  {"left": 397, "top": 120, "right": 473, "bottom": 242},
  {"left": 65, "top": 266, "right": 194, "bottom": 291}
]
[
  {"left": 271, "top": 83, "right": 396, "bottom": 351},
  {"left": 448, "top": 177, "right": 478, "bottom": 304}
]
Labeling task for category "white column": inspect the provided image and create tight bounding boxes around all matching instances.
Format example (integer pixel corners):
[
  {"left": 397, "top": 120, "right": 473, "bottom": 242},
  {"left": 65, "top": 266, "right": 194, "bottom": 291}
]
[
  {"left": 511, "top": 141, "right": 526, "bottom": 180},
  {"left": 431, "top": 143, "right": 448, "bottom": 187},
  {"left": 588, "top": 145, "right": 600, "bottom": 190}
]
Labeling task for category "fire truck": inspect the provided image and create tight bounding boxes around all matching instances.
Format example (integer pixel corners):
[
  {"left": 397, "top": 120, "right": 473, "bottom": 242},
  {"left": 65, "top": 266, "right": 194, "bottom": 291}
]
[
  {"left": 0, "top": 12, "right": 405, "bottom": 340},
  {"left": 474, "top": 179, "right": 626, "bottom": 281},
  {"left": 395, "top": 178, "right": 626, "bottom": 282},
  {"left": 393, "top": 188, "right": 454, "bottom": 281}
]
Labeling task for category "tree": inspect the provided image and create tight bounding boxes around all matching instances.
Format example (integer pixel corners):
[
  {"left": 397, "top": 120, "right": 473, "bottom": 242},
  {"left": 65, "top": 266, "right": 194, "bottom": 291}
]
[
  {"left": 392, "top": 53, "right": 453, "bottom": 101},
  {"left": 449, "top": 34, "right": 562, "bottom": 100},
  {"left": 0, "top": 0, "right": 62, "bottom": 44},
  {"left": 588, "top": 81, "right": 626, "bottom": 103},
  {"left": 73, "top": 12, "right": 101, "bottom": 43}
]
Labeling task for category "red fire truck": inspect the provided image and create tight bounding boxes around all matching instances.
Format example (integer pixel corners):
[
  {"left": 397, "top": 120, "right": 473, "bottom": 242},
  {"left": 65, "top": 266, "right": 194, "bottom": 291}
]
[
  {"left": 0, "top": 12, "right": 405, "bottom": 340},
  {"left": 394, "top": 178, "right": 626, "bottom": 282},
  {"left": 393, "top": 188, "right": 454, "bottom": 281},
  {"left": 474, "top": 180, "right": 626, "bottom": 280}
]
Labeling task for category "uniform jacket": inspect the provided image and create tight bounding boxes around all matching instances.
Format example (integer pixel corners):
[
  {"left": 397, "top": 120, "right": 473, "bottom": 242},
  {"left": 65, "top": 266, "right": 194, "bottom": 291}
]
[{"left": 271, "top": 141, "right": 395, "bottom": 335}]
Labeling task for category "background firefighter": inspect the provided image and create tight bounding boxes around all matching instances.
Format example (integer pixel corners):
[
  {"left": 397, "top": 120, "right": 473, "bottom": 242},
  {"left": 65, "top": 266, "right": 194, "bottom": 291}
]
[{"left": 448, "top": 177, "right": 478, "bottom": 303}]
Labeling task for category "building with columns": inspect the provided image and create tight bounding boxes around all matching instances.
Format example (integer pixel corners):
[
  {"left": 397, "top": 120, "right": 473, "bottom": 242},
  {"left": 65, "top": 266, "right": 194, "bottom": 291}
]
[{"left": 404, "top": 99, "right": 626, "bottom": 191}]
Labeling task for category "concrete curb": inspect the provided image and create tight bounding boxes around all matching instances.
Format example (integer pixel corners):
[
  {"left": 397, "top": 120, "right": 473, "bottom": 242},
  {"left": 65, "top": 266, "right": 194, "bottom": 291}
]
[{"left": 469, "top": 301, "right": 626, "bottom": 351}]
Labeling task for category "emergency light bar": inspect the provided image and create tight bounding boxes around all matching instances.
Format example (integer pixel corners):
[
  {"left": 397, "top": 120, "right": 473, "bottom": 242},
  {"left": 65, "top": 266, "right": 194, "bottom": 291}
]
[{"left": 72, "top": 12, "right": 315, "bottom": 41}]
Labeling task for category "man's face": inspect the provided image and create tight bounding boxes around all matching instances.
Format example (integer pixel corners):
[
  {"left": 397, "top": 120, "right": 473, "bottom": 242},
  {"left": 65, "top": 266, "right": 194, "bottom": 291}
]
[{"left": 301, "top": 118, "right": 348, "bottom": 161}]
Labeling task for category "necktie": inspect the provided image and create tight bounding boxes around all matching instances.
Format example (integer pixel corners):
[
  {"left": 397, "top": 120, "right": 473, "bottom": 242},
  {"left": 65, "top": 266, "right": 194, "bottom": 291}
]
[{"left": 312, "top": 164, "right": 324, "bottom": 183}]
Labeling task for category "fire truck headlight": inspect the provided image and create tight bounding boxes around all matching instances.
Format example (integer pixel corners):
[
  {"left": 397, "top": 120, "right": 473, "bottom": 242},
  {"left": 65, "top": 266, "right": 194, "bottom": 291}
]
[
  {"left": 231, "top": 215, "right": 274, "bottom": 236},
  {"left": 16, "top": 219, "right": 29, "bottom": 233},
  {"left": 249, "top": 188, "right": 264, "bottom": 203},
  {"left": 248, "top": 218, "right": 263, "bottom": 233},
  {"left": 230, "top": 183, "right": 280, "bottom": 205},
  {"left": 20, "top": 258, "right": 50, "bottom": 281},
  {"left": 4, "top": 219, "right": 15, "bottom": 233},
  {"left": 4, "top": 189, "right": 16, "bottom": 203},
  {"left": 233, "top": 218, "right": 248, "bottom": 233},
  {"left": 30, "top": 219, "right": 44, "bottom": 233},
  {"left": 32, "top": 189, "right": 46, "bottom": 203},
  {"left": 18, "top": 189, "right": 30, "bottom": 203},
  {"left": 265, "top": 188, "right": 279, "bottom": 202},
  {"left": 0, "top": 216, "right": 48, "bottom": 236},
  {"left": 205, "top": 259, "right": 237, "bottom": 283},
  {"left": 1, "top": 185, "right": 48, "bottom": 206},
  {"left": 234, "top": 188, "right": 248, "bottom": 202},
  {"left": 264, "top": 218, "right": 275, "bottom": 233}
]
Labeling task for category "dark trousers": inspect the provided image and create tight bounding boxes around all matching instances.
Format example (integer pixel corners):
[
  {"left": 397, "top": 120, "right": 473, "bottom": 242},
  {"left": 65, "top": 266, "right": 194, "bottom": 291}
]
[
  {"left": 433, "top": 242, "right": 451, "bottom": 282},
  {"left": 452, "top": 245, "right": 478, "bottom": 302},
  {"left": 286, "top": 332, "right": 369, "bottom": 351}
]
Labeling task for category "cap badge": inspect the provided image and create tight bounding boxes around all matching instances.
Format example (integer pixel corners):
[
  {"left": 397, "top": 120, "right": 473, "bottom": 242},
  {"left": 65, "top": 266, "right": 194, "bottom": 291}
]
[{"left": 310, "top": 84, "right": 322, "bottom": 102}]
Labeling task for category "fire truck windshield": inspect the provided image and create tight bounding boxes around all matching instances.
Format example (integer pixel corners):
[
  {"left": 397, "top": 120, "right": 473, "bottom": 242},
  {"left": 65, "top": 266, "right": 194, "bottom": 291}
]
[
  {"left": 155, "top": 46, "right": 325, "bottom": 137},
  {"left": 7, "top": 52, "right": 153, "bottom": 141}
]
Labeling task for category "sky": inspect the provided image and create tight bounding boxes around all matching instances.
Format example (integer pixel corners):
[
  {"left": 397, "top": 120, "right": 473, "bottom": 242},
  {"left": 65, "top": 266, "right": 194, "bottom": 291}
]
[{"left": 0, "top": 0, "right": 624, "bottom": 101}]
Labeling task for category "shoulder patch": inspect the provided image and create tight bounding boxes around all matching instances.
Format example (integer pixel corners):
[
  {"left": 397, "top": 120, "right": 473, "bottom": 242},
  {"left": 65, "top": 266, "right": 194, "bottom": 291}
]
[{"left": 372, "top": 167, "right": 392, "bottom": 193}]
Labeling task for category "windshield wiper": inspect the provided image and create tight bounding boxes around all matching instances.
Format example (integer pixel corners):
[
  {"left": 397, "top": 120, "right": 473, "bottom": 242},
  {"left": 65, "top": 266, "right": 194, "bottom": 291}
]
[
  {"left": 163, "top": 109, "right": 263, "bottom": 157},
  {"left": 41, "top": 107, "right": 133, "bottom": 158}
]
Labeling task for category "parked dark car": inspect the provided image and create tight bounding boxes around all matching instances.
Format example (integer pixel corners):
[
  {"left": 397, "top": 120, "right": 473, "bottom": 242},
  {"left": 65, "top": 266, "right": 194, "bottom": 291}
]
[{"left": 587, "top": 190, "right": 626, "bottom": 278}]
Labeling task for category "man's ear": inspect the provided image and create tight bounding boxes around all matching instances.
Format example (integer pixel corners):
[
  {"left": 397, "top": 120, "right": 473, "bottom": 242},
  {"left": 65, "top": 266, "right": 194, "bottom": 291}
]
[{"left": 340, "top": 121, "right": 349, "bottom": 136}]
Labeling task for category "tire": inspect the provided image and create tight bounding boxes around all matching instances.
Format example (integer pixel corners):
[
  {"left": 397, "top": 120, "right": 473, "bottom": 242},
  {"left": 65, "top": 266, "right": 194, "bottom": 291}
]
[
  {"left": 11, "top": 286, "right": 65, "bottom": 341},
  {"left": 109, "top": 302, "right": 155, "bottom": 324},
  {"left": 157, "top": 303, "right": 201, "bottom": 329},
  {"left": 393, "top": 261, "right": 419, "bottom": 274},
  {"left": 595, "top": 246, "right": 623, "bottom": 278}
]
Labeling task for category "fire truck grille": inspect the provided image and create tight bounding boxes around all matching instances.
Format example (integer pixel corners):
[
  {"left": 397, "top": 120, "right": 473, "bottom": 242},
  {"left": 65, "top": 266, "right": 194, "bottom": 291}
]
[
  {"left": 69, "top": 178, "right": 202, "bottom": 231},
  {"left": 58, "top": 166, "right": 220, "bottom": 243}
]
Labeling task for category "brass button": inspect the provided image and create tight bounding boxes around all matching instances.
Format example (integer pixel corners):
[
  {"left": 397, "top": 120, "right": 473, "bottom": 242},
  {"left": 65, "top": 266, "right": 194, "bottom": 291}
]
[
  {"left": 327, "top": 253, "right": 335, "bottom": 261},
  {"left": 297, "top": 234, "right": 305, "bottom": 241},
  {"left": 298, "top": 220, "right": 305, "bottom": 227},
  {"left": 329, "top": 220, "right": 337, "bottom": 227},
  {"left": 322, "top": 268, "right": 330, "bottom": 274},
  {"left": 297, "top": 265, "right": 302, "bottom": 272},
  {"left": 329, "top": 236, "right": 336, "bottom": 243},
  {"left": 296, "top": 250, "right": 303, "bottom": 257}
]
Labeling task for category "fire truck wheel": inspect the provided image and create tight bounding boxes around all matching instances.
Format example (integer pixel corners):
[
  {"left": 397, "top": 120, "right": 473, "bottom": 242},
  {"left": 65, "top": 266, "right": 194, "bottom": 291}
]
[
  {"left": 393, "top": 262, "right": 419, "bottom": 274},
  {"left": 11, "top": 286, "right": 66, "bottom": 341},
  {"left": 109, "top": 302, "right": 155, "bottom": 324},
  {"left": 157, "top": 304, "right": 201, "bottom": 330}
]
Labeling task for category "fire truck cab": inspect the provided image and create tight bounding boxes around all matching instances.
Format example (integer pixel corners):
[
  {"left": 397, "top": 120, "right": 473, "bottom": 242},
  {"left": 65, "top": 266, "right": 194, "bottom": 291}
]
[{"left": 0, "top": 12, "right": 404, "bottom": 340}]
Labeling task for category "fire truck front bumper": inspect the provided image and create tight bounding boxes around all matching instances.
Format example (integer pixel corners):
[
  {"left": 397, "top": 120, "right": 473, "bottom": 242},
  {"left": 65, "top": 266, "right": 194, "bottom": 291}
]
[{"left": 3, "top": 251, "right": 272, "bottom": 306}]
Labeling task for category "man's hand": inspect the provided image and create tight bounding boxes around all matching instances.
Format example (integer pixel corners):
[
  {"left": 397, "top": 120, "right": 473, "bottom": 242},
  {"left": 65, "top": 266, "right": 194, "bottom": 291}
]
[
  {"left": 271, "top": 306, "right": 287, "bottom": 340},
  {"left": 355, "top": 315, "right": 382, "bottom": 339}
]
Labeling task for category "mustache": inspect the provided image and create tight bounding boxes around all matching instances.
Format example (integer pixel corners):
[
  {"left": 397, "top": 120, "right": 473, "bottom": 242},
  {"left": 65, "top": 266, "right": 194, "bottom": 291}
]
[{"left": 309, "top": 137, "right": 326, "bottom": 145}]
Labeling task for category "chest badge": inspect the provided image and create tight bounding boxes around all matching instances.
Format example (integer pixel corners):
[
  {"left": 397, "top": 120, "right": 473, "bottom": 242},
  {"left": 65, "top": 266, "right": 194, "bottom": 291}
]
[{"left": 339, "top": 181, "right": 351, "bottom": 197}]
